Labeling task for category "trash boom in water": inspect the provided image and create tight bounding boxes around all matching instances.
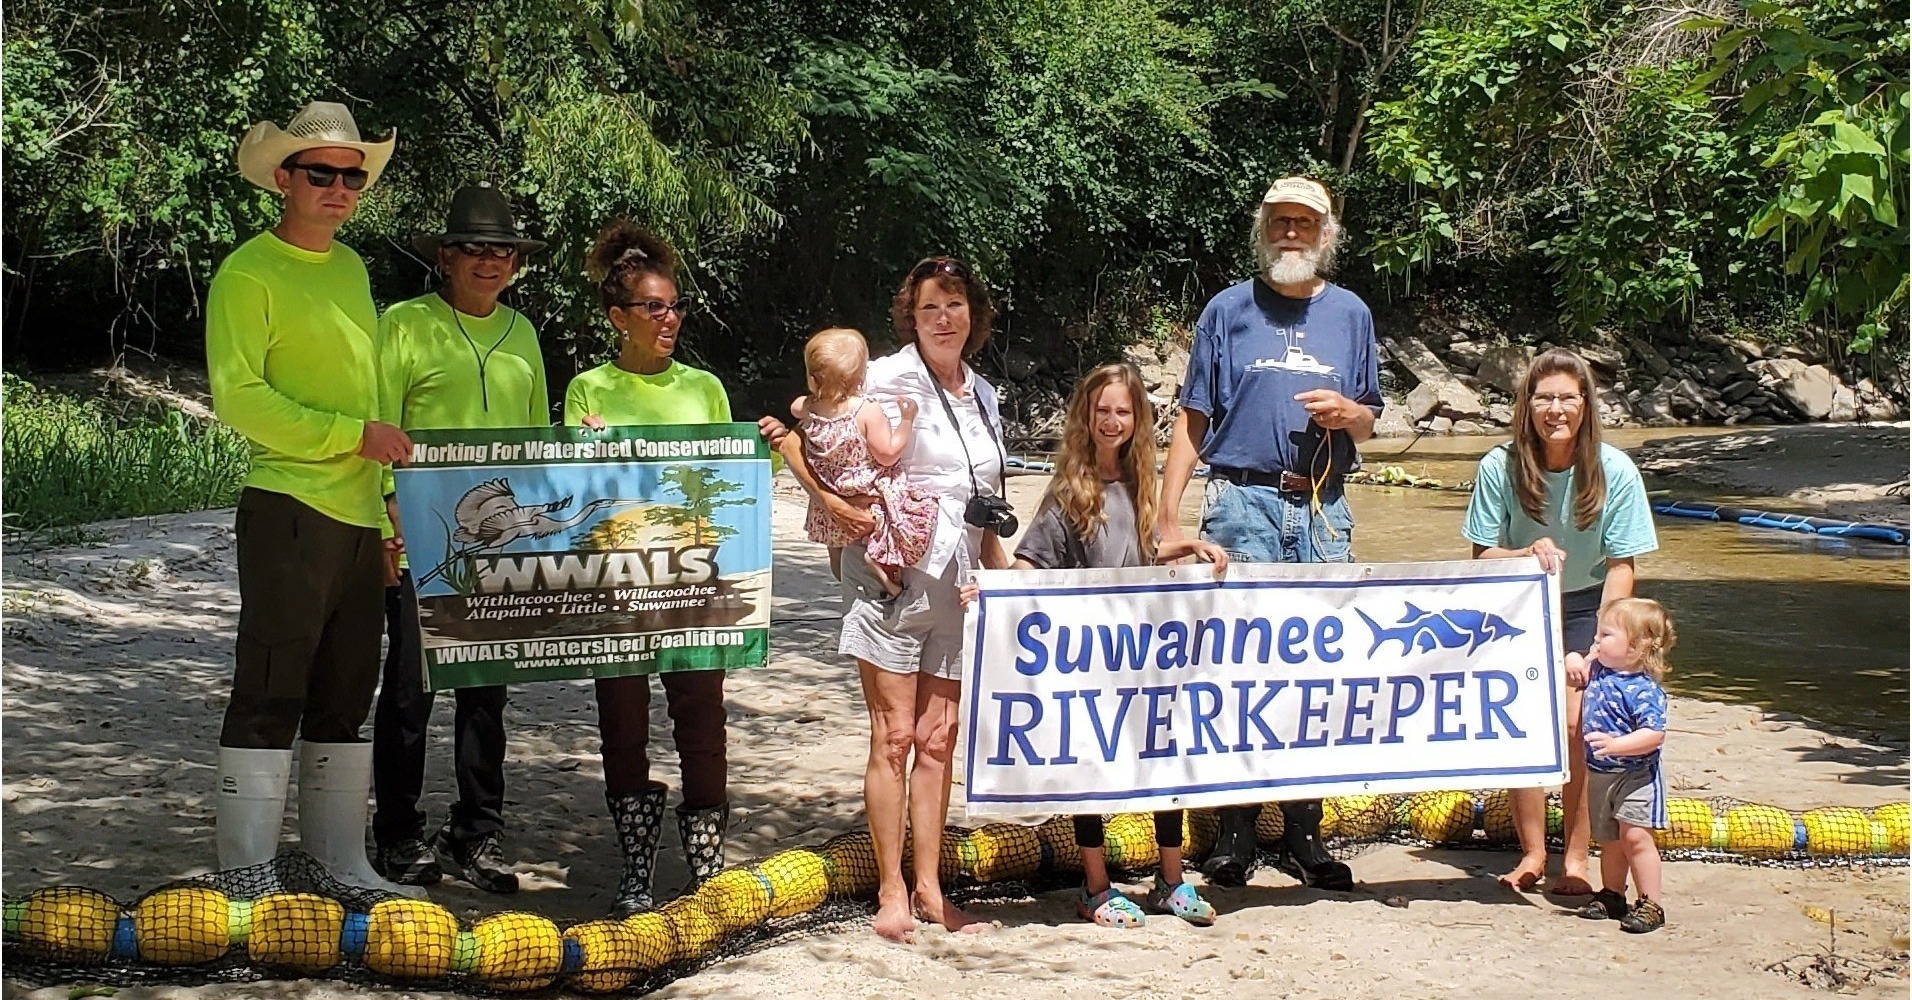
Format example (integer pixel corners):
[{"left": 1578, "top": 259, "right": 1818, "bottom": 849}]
[{"left": 1653, "top": 500, "right": 1908, "bottom": 545}]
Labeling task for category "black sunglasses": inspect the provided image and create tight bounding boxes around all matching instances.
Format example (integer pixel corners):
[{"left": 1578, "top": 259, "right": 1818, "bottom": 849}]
[
  {"left": 286, "top": 162, "right": 370, "bottom": 191},
  {"left": 452, "top": 242, "right": 517, "bottom": 260},
  {"left": 910, "top": 257, "right": 970, "bottom": 280}
]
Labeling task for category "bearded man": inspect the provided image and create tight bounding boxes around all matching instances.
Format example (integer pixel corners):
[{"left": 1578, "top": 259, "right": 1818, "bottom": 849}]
[{"left": 1155, "top": 176, "right": 1382, "bottom": 891}]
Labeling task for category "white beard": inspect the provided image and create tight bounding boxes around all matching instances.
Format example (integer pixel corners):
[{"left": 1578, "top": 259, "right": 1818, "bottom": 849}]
[{"left": 1264, "top": 246, "right": 1323, "bottom": 285}]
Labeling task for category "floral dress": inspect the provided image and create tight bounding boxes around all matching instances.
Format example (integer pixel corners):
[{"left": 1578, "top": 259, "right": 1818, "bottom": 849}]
[{"left": 801, "top": 401, "right": 940, "bottom": 573}]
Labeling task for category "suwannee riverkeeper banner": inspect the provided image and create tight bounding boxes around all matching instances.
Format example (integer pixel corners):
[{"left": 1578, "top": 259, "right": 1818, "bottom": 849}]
[
  {"left": 392, "top": 425, "right": 771, "bottom": 690},
  {"left": 959, "top": 558, "right": 1567, "bottom": 817}
]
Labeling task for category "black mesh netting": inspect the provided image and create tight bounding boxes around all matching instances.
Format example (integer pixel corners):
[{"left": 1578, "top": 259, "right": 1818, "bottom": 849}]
[{"left": 6, "top": 793, "right": 1904, "bottom": 994}]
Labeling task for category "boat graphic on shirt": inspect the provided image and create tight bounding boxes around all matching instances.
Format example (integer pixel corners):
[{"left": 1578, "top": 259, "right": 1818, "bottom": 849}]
[{"left": 1246, "top": 344, "right": 1336, "bottom": 376}]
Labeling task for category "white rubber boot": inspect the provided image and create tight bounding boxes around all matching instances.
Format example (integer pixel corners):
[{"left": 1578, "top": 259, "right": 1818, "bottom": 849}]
[
  {"left": 296, "top": 742, "right": 427, "bottom": 899},
  {"left": 216, "top": 746, "right": 293, "bottom": 870}
]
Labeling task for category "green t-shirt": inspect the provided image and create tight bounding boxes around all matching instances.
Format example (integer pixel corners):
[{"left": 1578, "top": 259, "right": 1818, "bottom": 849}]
[
  {"left": 1462, "top": 442, "right": 1659, "bottom": 593},
  {"left": 205, "top": 231, "right": 383, "bottom": 528},
  {"left": 378, "top": 293, "right": 549, "bottom": 432},
  {"left": 562, "top": 360, "right": 731, "bottom": 427}
]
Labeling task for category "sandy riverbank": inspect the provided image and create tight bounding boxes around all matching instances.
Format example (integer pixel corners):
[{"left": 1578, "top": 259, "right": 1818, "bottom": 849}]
[
  {"left": 2, "top": 474, "right": 1907, "bottom": 999},
  {"left": 1630, "top": 423, "right": 1910, "bottom": 526}
]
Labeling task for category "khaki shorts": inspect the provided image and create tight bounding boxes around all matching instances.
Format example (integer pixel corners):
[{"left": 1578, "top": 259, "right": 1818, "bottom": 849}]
[
  {"left": 836, "top": 545, "right": 965, "bottom": 681},
  {"left": 1586, "top": 766, "right": 1665, "bottom": 842}
]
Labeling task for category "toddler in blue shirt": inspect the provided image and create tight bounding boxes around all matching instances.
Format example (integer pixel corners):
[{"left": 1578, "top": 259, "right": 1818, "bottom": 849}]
[{"left": 1578, "top": 597, "right": 1676, "bottom": 933}]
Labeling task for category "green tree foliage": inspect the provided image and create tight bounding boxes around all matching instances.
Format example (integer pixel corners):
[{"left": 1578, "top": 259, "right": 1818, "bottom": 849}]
[
  {"left": 3, "top": 0, "right": 1898, "bottom": 388},
  {"left": 1692, "top": 0, "right": 1908, "bottom": 352},
  {"left": 1365, "top": 0, "right": 1793, "bottom": 332}
]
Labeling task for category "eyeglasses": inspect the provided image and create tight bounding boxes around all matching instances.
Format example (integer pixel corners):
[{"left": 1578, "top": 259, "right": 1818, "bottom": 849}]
[
  {"left": 285, "top": 162, "right": 369, "bottom": 191},
  {"left": 452, "top": 242, "right": 517, "bottom": 260},
  {"left": 1268, "top": 214, "right": 1320, "bottom": 233},
  {"left": 619, "top": 296, "right": 696, "bottom": 320},
  {"left": 910, "top": 257, "right": 970, "bottom": 280},
  {"left": 1532, "top": 392, "right": 1586, "bottom": 411}
]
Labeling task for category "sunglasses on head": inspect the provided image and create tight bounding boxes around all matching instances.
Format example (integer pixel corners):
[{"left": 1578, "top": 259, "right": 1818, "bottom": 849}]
[
  {"left": 910, "top": 257, "right": 970, "bottom": 280},
  {"left": 452, "top": 242, "right": 517, "bottom": 260},
  {"left": 619, "top": 296, "right": 697, "bottom": 320},
  {"left": 286, "top": 161, "right": 369, "bottom": 191}
]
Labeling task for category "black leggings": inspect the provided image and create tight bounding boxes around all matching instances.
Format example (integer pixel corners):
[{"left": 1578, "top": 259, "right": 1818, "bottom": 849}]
[{"left": 1073, "top": 811, "right": 1185, "bottom": 850}]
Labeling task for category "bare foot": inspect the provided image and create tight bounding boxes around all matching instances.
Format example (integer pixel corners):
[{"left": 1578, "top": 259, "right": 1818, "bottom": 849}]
[
  {"left": 874, "top": 893, "right": 916, "bottom": 942},
  {"left": 1497, "top": 853, "right": 1546, "bottom": 892},
  {"left": 913, "top": 890, "right": 988, "bottom": 934},
  {"left": 1547, "top": 871, "right": 1595, "bottom": 897}
]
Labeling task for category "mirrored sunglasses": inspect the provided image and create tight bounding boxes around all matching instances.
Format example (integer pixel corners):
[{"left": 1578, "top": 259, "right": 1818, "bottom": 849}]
[{"left": 452, "top": 242, "right": 518, "bottom": 260}]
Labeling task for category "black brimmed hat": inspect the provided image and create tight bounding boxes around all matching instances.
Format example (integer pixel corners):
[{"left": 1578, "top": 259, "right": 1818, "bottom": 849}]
[{"left": 412, "top": 185, "right": 547, "bottom": 257}]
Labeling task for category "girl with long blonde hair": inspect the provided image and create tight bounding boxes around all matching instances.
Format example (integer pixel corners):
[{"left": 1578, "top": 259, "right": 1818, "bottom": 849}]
[{"left": 998, "top": 362, "right": 1230, "bottom": 926}]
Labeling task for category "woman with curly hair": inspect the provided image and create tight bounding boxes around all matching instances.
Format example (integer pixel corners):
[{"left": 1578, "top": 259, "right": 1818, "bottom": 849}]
[{"left": 566, "top": 220, "right": 787, "bottom": 917}]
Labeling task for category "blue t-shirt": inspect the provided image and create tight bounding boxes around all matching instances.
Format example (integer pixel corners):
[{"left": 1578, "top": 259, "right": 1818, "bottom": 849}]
[
  {"left": 1581, "top": 660, "right": 1667, "bottom": 773},
  {"left": 1462, "top": 442, "right": 1658, "bottom": 594},
  {"left": 1179, "top": 279, "right": 1383, "bottom": 477}
]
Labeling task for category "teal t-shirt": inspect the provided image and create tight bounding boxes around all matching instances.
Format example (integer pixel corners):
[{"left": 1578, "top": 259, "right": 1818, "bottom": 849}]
[{"left": 1462, "top": 442, "right": 1658, "bottom": 593}]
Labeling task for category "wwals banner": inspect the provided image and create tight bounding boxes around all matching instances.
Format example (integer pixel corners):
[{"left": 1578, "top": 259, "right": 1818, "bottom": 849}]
[
  {"left": 393, "top": 426, "right": 771, "bottom": 690},
  {"left": 960, "top": 559, "right": 1565, "bottom": 817}
]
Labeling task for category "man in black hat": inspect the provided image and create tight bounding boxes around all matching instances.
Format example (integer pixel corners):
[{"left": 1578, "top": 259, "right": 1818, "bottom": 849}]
[{"left": 370, "top": 184, "right": 550, "bottom": 893}]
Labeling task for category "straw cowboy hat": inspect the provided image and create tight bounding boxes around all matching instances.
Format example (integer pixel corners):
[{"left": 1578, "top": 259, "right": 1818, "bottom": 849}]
[
  {"left": 237, "top": 101, "right": 396, "bottom": 193},
  {"left": 411, "top": 185, "right": 548, "bottom": 259}
]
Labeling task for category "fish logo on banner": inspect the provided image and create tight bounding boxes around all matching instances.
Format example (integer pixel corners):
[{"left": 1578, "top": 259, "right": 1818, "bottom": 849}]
[{"left": 1355, "top": 603, "right": 1526, "bottom": 656}]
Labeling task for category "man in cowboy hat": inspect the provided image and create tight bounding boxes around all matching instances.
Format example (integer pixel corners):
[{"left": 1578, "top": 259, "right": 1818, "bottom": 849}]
[
  {"left": 1156, "top": 176, "right": 1382, "bottom": 892},
  {"left": 370, "top": 184, "right": 549, "bottom": 894},
  {"left": 207, "top": 100, "right": 418, "bottom": 895}
]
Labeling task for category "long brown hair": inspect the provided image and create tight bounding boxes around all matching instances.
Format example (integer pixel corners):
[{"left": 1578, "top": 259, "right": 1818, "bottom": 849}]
[
  {"left": 1041, "top": 364, "right": 1158, "bottom": 561},
  {"left": 890, "top": 256, "right": 996, "bottom": 359},
  {"left": 1509, "top": 348, "right": 1606, "bottom": 530}
]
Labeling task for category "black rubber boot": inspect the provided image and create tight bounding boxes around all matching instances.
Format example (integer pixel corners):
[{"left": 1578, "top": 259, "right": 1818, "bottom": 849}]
[
  {"left": 607, "top": 783, "right": 668, "bottom": 917},
  {"left": 1273, "top": 800, "right": 1354, "bottom": 891},
  {"left": 1200, "top": 804, "right": 1261, "bottom": 887},
  {"left": 676, "top": 802, "right": 729, "bottom": 893}
]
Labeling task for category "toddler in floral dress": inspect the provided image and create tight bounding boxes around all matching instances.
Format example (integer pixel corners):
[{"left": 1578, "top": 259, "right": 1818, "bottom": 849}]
[{"left": 794, "top": 328, "right": 939, "bottom": 596}]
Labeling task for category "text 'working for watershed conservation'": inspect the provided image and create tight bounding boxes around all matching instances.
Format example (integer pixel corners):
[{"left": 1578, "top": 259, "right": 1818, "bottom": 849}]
[{"left": 393, "top": 425, "right": 772, "bottom": 690}]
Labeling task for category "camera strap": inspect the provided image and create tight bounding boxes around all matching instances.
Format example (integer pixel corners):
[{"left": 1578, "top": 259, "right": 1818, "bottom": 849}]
[{"left": 922, "top": 354, "right": 1007, "bottom": 501}]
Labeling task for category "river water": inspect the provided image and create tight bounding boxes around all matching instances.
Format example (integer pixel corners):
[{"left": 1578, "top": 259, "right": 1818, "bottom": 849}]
[{"left": 1172, "top": 428, "right": 1909, "bottom": 739}]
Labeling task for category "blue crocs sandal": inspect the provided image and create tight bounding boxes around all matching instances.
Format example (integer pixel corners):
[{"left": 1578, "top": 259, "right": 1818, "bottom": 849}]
[
  {"left": 1077, "top": 887, "right": 1146, "bottom": 928},
  {"left": 1145, "top": 875, "right": 1216, "bottom": 926}
]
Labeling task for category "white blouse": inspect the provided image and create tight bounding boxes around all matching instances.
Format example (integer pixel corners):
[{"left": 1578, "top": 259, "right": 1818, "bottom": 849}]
[{"left": 864, "top": 343, "right": 1006, "bottom": 576}]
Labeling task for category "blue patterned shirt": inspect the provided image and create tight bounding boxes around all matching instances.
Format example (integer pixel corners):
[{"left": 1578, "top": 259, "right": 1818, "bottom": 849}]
[{"left": 1581, "top": 660, "right": 1667, "bottom": 773}]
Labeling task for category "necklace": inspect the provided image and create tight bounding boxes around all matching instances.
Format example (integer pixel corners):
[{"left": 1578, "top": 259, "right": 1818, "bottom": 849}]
[{"left": 446, "top": 295, "right": 518, "bottom": 411}]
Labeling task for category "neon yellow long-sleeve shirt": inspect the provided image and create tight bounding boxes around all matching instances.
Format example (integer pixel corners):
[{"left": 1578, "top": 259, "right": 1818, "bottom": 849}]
[
  {"left": 377, "top": 293, "right": 550, "bottom": 433},
  {"left": 205, "top": 231, "right": 383, "bottom": 528},
  {"left": 562, "top": 361, "right": 731, "bottom": 427}
]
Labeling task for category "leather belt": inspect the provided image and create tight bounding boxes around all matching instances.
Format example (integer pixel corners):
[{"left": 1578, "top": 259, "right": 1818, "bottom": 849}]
[{"left": 1209, "top": 466, "right": 1319, "bottom": 492}]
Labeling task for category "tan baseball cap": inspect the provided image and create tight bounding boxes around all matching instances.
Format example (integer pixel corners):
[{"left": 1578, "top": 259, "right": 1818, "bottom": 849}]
[{"left": 1262, "top": 176, "right": 1333, "bottom": 214}]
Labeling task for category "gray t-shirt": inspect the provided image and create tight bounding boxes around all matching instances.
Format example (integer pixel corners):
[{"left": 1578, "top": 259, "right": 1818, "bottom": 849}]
[{"left": 1015, "top": 480, "right": 1143, "bottom": 569}]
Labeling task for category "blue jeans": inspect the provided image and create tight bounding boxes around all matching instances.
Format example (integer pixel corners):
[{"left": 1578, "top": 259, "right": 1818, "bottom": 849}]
[{"left": 1199, "top": 478, "right": 1355, "bottom": 564}]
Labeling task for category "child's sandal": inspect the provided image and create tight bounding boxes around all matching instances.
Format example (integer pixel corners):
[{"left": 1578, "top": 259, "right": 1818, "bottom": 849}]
[
  {"left": 1145, "top": 875, "right": 1216, "bottom": 926},
  {"left": 1076, "top": 887, "right": 1146, "bottom": 928},
  {"left": 1576, "top": 889, "right": 1628, "bottom": 921},
  {"left": 1620, "top": 898, "right": 1665, "bottom": 933}
]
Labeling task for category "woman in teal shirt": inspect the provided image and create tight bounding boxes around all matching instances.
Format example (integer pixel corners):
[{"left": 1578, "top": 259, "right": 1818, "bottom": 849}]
[
  {"left": 565, "top": 220, "right": 786, "bottom": 917},
  {"left": 1463, "top": 348, "right": 1658, "bottom": 896}
]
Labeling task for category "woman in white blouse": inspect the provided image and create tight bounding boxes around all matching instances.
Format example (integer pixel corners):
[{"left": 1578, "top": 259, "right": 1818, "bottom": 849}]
[{"left": 785, "top": 257, "right": 1013, "bottom": 941}]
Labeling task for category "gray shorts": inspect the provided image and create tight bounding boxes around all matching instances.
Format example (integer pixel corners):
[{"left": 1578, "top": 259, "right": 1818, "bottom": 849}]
[
  {"left": 1586, "top": 767, "right": 1665, "bottom": 841},
  {"left": 837, "top": 545, "right": 965, "bottom": 681}
]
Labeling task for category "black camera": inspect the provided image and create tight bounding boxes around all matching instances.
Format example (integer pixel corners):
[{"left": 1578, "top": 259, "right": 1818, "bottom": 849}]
[{"left": 964, "top": 494, "right": 1019, "bottom": 537}]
